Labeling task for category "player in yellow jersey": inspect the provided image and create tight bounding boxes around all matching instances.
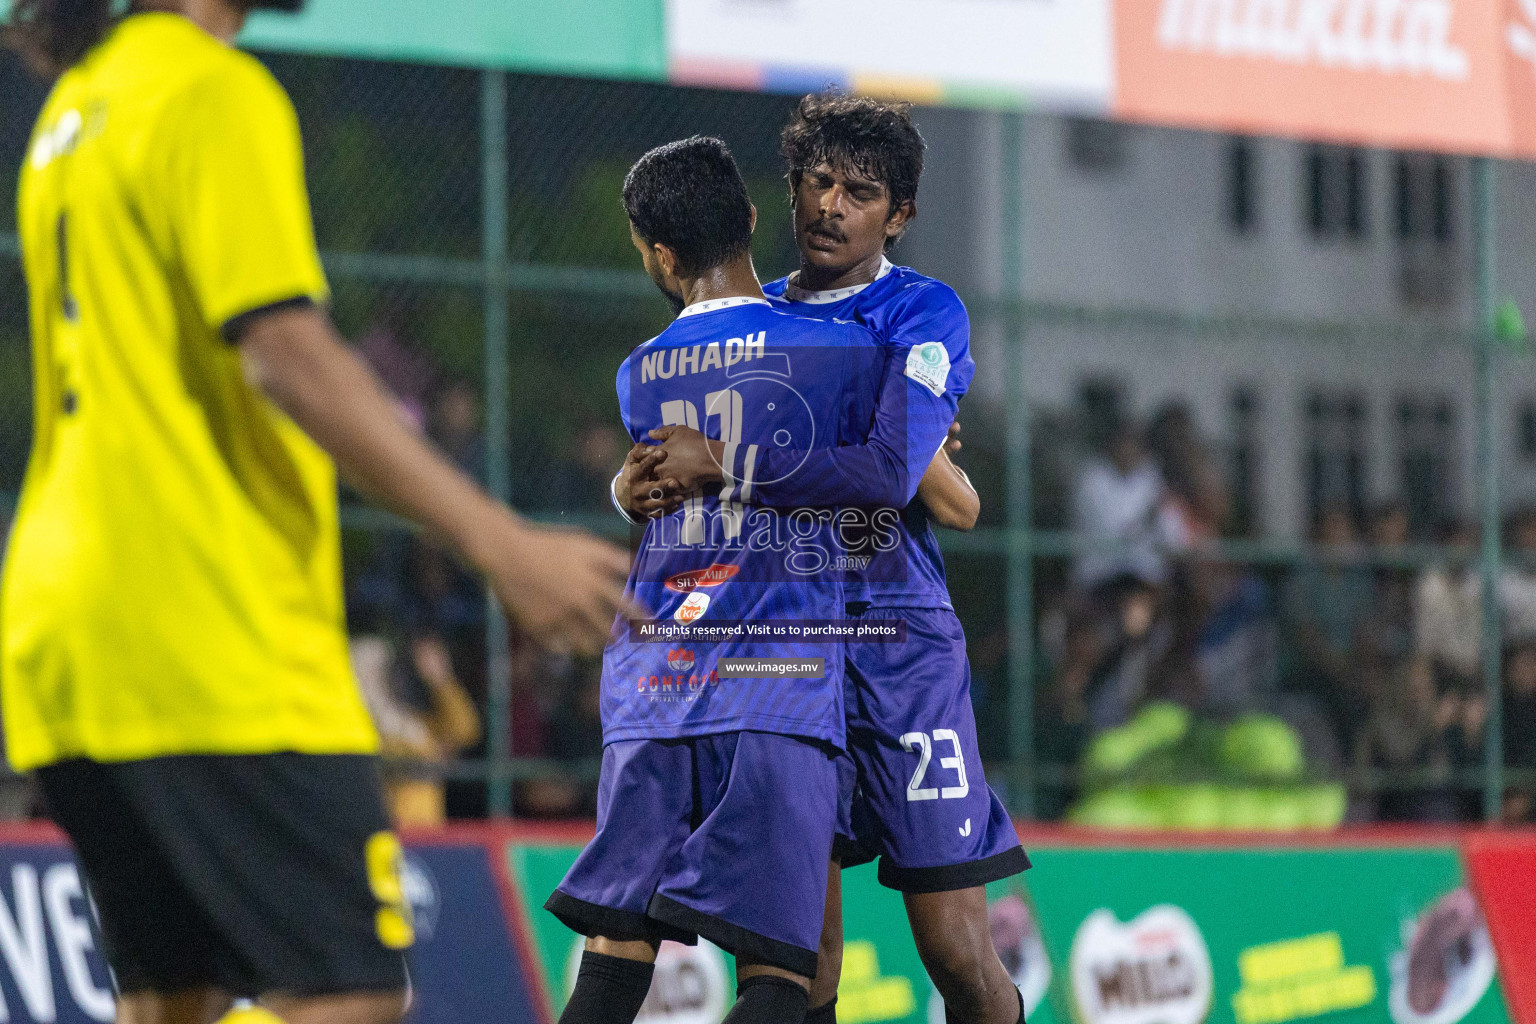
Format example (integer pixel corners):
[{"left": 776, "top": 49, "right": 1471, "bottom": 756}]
[{"left": 2, "top": 1, "right": 634, "bottom": 1022}]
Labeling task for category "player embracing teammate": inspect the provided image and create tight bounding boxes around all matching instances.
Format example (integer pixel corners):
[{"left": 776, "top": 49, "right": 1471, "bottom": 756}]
[
  {"left": 547, "top": 137, "right": 888, "bottom": 1024},
  {"left": 619, "top": 95, "right": 1030, "bottom": 1024}
]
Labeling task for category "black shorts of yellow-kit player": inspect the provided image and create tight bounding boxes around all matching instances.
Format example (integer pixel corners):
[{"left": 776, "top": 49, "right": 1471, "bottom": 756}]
[{"left": 38, "top": 753, "right": 412, "bottom": 997}]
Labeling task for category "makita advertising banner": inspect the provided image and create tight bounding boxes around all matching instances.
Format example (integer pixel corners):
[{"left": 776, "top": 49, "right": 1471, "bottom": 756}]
[
  {"left": 1114, "top": 0, "right": 1536, "bottom": 158},
  {"left": 8, "top": 0, "right": 1532, "bottom": 156},
  {"left": 662, "top": 0, "right": 1536, "bottom": 159}
]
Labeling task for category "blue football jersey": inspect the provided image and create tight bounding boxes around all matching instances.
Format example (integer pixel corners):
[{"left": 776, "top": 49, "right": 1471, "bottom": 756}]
[
  {"left": 603, "top": 297, "right": 882, "bottom": 747},
  {"left": 751, "top": 259, "right": 975, "bottom": 609}
]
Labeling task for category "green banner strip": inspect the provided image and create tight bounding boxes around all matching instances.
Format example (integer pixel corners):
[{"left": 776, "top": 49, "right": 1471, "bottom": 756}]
[
  {"left": 509, "top": 840, "right": 1511, "bottom": 1024},
  {"left": 240, "top": 0, "right": 666, "bottom": 78},
  {"left": 0, "top": 0, "right": 668, "bottom": 78}
]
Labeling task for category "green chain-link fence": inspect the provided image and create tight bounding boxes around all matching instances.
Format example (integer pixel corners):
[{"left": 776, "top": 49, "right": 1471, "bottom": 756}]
[{"left": 0, "top": 51, "right": 1527, "bottom": 824}]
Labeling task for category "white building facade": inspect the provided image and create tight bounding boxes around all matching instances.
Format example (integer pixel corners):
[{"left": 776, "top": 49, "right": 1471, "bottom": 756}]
[{"left": 901, "top": 110, "right": 1536, "bottom": 541}]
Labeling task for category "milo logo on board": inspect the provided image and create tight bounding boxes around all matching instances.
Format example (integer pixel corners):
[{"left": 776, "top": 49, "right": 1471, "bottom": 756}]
[{"left": 1069, "top": 904, "right": 1213, "bottom": 1024}]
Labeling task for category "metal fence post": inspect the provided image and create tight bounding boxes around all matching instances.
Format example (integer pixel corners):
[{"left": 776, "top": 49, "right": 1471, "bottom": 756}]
[
  {"left": 1001, "top": 110, "right": 1035, "bottom": 820},
  {"left": 1474, "top": 156, "right": 1503, "bottom": 823},
  {"left": 482, "top": 69, "right": 514, "bottom": 818}
]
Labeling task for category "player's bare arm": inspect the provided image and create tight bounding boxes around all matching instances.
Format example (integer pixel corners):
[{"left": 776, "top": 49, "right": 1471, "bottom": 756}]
[
  {"left": 637, "top": 417, "right": 979, "bottom": 529},
  {"left": 918, "top": 420, "right": 979, "bottom": 531},
  {"left": 241, "top": 305, "right": 634, "bottom": 654}
]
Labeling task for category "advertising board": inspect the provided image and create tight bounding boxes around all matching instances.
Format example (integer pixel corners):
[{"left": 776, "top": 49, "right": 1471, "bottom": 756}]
[
  {"left": 0, "top": 826, "right": 546, "bottom": 1024},
  {"left": 0, "top": 822, "right": 1523, "bottom": 1024},
  {"left": 7, "top": 0, "right": 1533, "bottom": 157},
  {"left": 508, "top": 829, "right": 1532, "bottom": 1024},
  {"left": 664, "top": 0, "right": 1113, "bottom": 111},
  {"left": 1113, "top": 0, "right": 1536, "bottom": 157}
]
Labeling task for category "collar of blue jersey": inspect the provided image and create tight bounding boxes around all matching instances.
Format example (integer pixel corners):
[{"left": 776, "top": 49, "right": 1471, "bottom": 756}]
[
  {"left": 782, "top": 257, "right": 895, "bottom": 304},
  {"left": 675, "top": 295, "right": 772, "bottom": 319}
]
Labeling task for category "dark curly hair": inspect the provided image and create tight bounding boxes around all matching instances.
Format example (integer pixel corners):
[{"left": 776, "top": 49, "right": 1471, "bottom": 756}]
[
  {"left": 623, "top": 136, "right": 753, "bottom": 277},
  {"left": 5, "top": 0, "right": 116, "bottom": 77},
  {"left": 780, "top": 92, "right": 926, "bottom": 245}
]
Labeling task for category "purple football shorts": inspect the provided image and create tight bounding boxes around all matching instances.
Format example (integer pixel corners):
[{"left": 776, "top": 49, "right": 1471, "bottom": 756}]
[
  {"left": 546, "top": 730, "right": 838, "bottom": 976},
  {"left": 837, "top": 606, "right": 1029, "bottom": 892}
]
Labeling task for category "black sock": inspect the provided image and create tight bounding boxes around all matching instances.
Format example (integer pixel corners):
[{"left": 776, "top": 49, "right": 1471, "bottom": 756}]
[
  {"left": 806, "top": 997, "right": 837, "bottom": 1024},
  {"left": 722, "top": 975, "right": 809, "bottom": 1024},
  {"left": 557, "top": 951, "right": 655, "bottom": 1024},
  {"left": 941, "top": 988, "right": 1025, "bottom": 1024}
]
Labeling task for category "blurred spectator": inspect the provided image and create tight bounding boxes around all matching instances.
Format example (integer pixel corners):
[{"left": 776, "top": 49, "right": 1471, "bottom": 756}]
[
  {"left": 1194, "top": 565, "right": 1279, "bottom": 719},
  {"left": 412, "top": 384, "right": 491, "bottom": 739},
  {"left": 1500, "top": 507, "right": 1536, "bottom": 642},
  {"left": 351, "top": 631, "right": 482, "bottom": 827},
  {"left": 548, "top": 422, "right": 629, "bottom": 515},
  {"left": 1056, "top": 419, "right": 1181, "bottom": 726},
  {"left": 1502, "top": 640, "right": 1536, "bottom": 823},
  {"left": 1415, "top": 520, "right": 1482, "bottom": 693},
  {"left": 518, "top": 662, "right": 604, "bottom": 818},
  {"left": 407, "top": 536, "right": 485, "bottom": 647},
  {"left": 1282, "top": 505, "right": 1375, "bottom": 745},
  {"left": 430, "top": 379, "right": 486, "bottom": 484},
  {"left": 1352, "top": 657, "right": 1461, "bottom": 822},
  {"left": 1147, "top": 402, "right": 1228, "bottom": 540},
  {"left": 353, "top": 527, "right": 488, "bottom": 819},
  {"left": 1370, "top": 500, "right": 1412, "bottom": 548},
  {"left": 1070, "top": 421, "right": 1184, "bottom": 594},
  {"left": 1057, "top": 561, "right": 1279, "bottom": 737},
  {"left": 1064, "top": 577, "right": 1167, "bottom": 731},
  {"left": 1357, "top": 501, "right": 1418, "bottom": 708},
  {"left": 356, "top": 298, "right": 435, "bottom": 432},
  {"left": 349, "top": 371, "right": 481, "bottom": 633}
]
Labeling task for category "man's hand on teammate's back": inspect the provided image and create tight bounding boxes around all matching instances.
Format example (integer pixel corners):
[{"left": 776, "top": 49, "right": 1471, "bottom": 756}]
[
  {"left": 646, "top": 425, "right": 723, "bottom": 493},
  {"left": 621, "top": 421, "right": 977, "bottom": 526},
  {"left": 240, "top": 306, "right": 633, "bottom": 653},
  {"left": 618, "top": 441, "right": 683, "bottom": 519}
]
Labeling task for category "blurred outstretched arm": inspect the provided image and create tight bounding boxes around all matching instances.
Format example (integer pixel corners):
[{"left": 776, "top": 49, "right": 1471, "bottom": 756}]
[{"left": 241, "top": 305, "right": 633, "bottom": 654}]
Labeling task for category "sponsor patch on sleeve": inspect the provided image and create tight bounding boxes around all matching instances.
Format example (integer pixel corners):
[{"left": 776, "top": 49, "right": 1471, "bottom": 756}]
[{"left": 905, "top": 342, "right": 950, "bottom": 397}]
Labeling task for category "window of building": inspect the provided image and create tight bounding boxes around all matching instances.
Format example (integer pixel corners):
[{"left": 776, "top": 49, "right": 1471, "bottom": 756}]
[
  {"left": 1305, "top": 389, "right": 1368, "bottom": 529},
  {"left": 1520, "top": 399, "right": 1536, "bottom": 462},
  {"left": 1395, "top": 153, "right": 1459, "bottom": 306},
  {"left": 1065, "top": 117, "right": 1128, "bottom": 172},
  {"left": 1227, "top": 137, "right": 1258, "bottom": 234},
  {"left": 1078, "top": 377, "right": 1128, "bottom": 450},
  {"left": 1395, "top": 154, "right": 1454, "bottom": 243},
  {"left": 1397, "top": 394, "right": 1456, "bottom": 535},
  {"left": 1305, "top": 144, "right": 1368, "bottom": 240},
  {"left": 1229, "top": 386, "right": 1259, "bottom": 535}
]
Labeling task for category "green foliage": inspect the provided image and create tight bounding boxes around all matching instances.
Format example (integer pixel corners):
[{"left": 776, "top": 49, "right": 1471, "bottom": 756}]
[
  {"left": 1496, "top": 298, "right": 1528, "bottom": 352},
  {"left": 1067, "top": 783, "right": 1347, "bottom": 831},
  {"left": 1082, "top": 701, "right": 1190, "bottom": 785},
  {"left": 512, "top": 157, "right": 796, "bottom": 273},
  {"left": 1219, "top": 713, "right": 1306, "bottom": 783},
  {"left": 1072, "top": 704, "right": 1340, "bottom": 831}
]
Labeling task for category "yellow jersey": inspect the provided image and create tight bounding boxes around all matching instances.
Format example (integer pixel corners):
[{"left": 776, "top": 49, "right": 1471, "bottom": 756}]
[{"left": 1, "top": 13, "right": 378, "bottom": 770}]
